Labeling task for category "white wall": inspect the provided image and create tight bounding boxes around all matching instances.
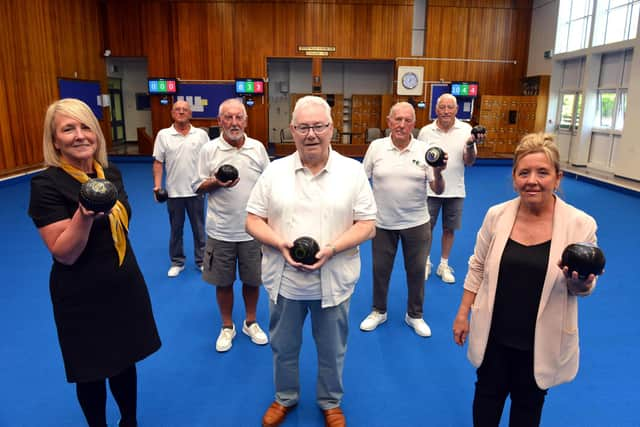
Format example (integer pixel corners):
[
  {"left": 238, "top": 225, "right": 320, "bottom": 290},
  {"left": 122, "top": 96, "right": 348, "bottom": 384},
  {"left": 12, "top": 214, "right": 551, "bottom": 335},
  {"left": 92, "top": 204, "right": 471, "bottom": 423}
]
[
  {"left": 107, "top": 58, "right": 152, "bottom": 142},
  {"left": 527, "top": 0, "right": 557, "bottom": 77},
  {"left": 614, "top": 38, "right": 640, "bottom": 180}
]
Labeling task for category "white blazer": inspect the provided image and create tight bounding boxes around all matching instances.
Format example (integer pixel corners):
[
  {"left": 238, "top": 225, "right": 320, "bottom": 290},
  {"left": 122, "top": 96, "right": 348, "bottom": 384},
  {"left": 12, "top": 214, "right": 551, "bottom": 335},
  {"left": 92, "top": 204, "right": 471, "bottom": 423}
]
[{"left": 464, "top": 196, "right": 598, "bottom": 389}]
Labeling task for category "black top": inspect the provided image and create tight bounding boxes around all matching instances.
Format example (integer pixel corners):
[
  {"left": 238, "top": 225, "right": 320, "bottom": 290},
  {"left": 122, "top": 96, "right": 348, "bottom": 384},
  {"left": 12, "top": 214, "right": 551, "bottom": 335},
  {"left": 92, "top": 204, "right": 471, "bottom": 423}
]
[
  {"left": 29, "top": 165, "right": 161, "bottom": 383},
  {"left": 489, "top": 238, "right": 550, "bottom": 351}
]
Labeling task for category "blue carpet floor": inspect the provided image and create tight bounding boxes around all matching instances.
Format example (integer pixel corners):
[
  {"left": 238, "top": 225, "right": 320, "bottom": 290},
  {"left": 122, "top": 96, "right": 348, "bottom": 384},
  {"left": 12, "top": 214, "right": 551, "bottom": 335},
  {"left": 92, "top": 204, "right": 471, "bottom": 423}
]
[{"left": 0, "top": 158, "right": 637, "bottom": 426}]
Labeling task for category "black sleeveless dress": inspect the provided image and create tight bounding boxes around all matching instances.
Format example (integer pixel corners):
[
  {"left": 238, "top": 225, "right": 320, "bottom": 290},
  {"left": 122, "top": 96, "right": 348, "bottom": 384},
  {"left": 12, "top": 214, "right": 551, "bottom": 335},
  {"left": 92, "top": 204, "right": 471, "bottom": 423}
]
[{"left": 29, "top": 165, "right": 161, "bottom": 383}]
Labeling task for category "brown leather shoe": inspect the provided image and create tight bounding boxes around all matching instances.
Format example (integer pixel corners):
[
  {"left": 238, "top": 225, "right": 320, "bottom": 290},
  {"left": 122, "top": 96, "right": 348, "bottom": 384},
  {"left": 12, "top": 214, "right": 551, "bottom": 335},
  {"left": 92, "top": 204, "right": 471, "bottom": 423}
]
[
  {"left": 262, "top": 401, "right": 295, "bottom": 427},
  {"left": 323, "top": 407, "right": 346, "bottom": 427}
]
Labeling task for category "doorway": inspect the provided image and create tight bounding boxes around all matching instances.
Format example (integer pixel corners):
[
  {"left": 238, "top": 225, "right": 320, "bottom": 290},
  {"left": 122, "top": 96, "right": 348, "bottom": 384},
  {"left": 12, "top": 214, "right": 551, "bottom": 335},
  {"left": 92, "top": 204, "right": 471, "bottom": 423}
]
[
  {"left": 555, "top": 91, "right": 582, "bottom": 163},
  {"left": 106, "top": 57, "right": 152, "bottom": 155},
  {"left": 108, "top": 78, "right": 126, "bottom": 150}
]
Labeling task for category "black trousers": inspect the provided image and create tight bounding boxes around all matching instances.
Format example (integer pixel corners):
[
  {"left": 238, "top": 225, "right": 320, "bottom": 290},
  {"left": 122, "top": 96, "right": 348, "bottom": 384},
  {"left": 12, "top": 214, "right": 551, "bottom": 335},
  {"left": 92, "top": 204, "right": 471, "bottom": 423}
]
[{"left": 473, "top": 339, "right": 548, "bottom": 427}]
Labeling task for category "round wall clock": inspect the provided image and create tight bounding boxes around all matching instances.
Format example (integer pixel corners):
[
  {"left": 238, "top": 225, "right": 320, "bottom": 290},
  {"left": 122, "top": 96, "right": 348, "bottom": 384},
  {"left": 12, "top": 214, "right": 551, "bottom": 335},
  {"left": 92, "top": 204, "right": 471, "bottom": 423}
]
[{"left": 402, "top": 71, "right": 419, "bottom": 89}]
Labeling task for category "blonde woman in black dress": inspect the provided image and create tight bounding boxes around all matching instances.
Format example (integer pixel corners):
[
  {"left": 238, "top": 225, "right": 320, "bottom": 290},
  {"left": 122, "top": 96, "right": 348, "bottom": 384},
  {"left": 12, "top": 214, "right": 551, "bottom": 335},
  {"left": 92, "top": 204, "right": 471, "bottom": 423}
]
[{"left": 29, "top": 99, "right": 161, "bottom": 427}]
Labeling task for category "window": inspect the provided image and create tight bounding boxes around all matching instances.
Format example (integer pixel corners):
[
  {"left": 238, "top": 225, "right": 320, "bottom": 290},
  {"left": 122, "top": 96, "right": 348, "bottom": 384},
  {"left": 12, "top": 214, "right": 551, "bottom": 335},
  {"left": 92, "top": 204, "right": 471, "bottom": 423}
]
[
  {"left": 594, "top": 50, "right": 631, "bottom": 130},
  {"left": 596, "top": 90, "right": 616, "bottom": 127},
  {"left": 557, "top": 0, "right": 640, "bottom": 52},
  {"left": 595, "top": 88, "right": 627, "bottom": 130},
  {"left": 615, "top": 90, "right": 627, "bottom": 130},
  {"left": 593, "top": 0, "right": 640, "bottom": 46},
  {"left": 556, "top": 0, "right": 594, "bottom": 53},
  {"left": 559, "top": 93, "right": 583, "bottom": 130}
]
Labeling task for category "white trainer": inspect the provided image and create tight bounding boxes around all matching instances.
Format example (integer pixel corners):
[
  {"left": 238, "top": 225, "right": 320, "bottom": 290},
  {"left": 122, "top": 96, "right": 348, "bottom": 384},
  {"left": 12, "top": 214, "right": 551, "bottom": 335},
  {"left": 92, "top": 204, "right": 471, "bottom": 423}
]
[
  {"left": 436, "top": 263, "right": 455, "bottom": 284},
  {"left": 404, "top": 314, "right": 432, "bottom": 337},
  {"left": 360, "top": 311, "right": 388, "bottom": 331},
  {"left": 216, "top": 324, "right": 236, "bottom": 352},
  {"left": 242, "top": 321, "right": 268, "bottom": 345},
  {"left": 425, "top": 260, "right": 432, "bottom": 280},
  {"left": 167, "top": 265, "right": 185, "bottom": 278}
]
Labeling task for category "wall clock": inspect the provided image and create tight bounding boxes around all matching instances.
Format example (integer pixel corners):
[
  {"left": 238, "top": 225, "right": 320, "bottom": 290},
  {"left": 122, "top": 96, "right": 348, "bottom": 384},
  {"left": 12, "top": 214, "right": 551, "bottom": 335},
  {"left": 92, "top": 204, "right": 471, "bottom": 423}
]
[
  {"left": 397, "top": 66, "right": 424, "bottom": 96},
  {"left": 402, "top": 72, "right": 419, "bottom": 89}
]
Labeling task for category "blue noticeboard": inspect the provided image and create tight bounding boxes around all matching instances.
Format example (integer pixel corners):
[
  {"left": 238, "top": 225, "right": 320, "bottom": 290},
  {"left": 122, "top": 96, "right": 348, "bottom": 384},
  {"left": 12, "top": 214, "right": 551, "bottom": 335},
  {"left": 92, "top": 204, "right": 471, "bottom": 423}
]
[
  {"left": 429, "top": 83, "right": 474, "bottom": 121},
  {"left": 430, "top": 84, "right": 450, "bottom": 120},
  {"left": 175, "top": 82, "right": 237, "bottom": 119},
  {"left": 58, "top": 79, "right": 103, "bottom": 120}
]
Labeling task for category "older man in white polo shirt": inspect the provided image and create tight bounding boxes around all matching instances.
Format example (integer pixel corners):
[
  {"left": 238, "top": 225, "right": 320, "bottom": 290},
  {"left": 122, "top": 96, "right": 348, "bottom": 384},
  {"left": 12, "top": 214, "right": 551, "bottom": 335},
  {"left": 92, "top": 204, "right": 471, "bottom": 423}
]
[
  {"left": 153, "top": 100, "right": 209, "bottom": 277},
  {"left": 246, "top": 95, "right": 376, "bottom": 427},
  {"left": 417, "top": 93, "right": 483, "bottom": 284},
  {"left": 359, "top": 101, "right": 447, "bottom": 338}
]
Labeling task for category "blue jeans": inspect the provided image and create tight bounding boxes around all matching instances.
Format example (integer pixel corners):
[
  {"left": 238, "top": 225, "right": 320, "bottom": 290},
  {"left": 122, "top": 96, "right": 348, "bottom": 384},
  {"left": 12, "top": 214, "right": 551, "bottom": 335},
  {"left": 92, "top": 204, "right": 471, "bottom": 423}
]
[
  {"left": 269, "top": 295, "right": 350, "bottom": 409},
  {"left": 167, "top": 195, "right": 205, "bottom": 267}
]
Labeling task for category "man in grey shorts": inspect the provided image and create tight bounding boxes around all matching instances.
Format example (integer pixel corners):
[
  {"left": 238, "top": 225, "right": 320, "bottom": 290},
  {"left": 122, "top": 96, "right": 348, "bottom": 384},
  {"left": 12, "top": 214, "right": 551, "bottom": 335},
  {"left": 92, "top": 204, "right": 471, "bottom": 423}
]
[
  {"left": 194, "top": 98, "right": 270, "bottom": 352},
  {"left": 418, "top": 94, "right": 483, "bottom": 284}
]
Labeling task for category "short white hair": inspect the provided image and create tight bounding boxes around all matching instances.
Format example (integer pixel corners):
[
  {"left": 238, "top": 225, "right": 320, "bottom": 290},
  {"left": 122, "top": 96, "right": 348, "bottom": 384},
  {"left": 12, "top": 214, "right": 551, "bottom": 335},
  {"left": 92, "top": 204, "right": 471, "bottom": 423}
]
[
  {"left": 291, "top": 96, "right": 332, "bottom": 125},
  {"left": 218, "top": 97, "right": 246, "bottom": 118},
  {"left": 388, "top": 101, "right": 416, "bottom": 122},
  {"left": 437, "top": 93, "right": 458, "bottom": 107}
]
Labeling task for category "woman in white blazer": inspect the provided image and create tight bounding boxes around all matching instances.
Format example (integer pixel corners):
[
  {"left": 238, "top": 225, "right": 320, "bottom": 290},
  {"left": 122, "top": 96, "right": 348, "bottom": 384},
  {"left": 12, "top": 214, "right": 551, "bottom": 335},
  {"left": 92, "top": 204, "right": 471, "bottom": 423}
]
[{"left": 452, "top": 133, "right": 600, "bottom": 427}]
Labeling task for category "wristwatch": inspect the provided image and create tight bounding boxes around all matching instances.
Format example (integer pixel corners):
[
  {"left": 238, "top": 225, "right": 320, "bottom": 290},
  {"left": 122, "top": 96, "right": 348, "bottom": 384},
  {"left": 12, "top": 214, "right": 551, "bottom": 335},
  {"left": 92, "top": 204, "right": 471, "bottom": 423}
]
[{"left": 325, "top": 244, "right": 337, "bottom": 257}]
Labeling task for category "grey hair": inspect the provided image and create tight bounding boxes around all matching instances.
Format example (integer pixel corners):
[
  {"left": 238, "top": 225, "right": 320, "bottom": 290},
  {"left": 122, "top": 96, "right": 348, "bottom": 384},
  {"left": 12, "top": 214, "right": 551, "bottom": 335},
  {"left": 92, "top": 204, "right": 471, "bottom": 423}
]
[
  {"left": 218, "top": 97, "right": 247, "bottom": 118},
  {"left": 387, "top": 101, "right": 416, "bottom": 122},
  {"left": 291, "top": 96, "right": 332, "bottom": 125}
]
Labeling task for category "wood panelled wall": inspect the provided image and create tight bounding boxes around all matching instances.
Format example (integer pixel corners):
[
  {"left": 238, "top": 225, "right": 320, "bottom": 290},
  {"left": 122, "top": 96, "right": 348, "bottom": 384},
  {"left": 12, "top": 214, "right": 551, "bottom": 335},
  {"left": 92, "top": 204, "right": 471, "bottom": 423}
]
[
  {"left": 105, "top": 0, "right": 414, "bottom": 150},
  {"left": 0, "top": 0, "right": 532, "bottom": 176},
  {"left": 400, "top": 0, "right": 532, "bottom": 126},
  {"left": 0, "top": 0, "right": 106, "bottom": 175}
]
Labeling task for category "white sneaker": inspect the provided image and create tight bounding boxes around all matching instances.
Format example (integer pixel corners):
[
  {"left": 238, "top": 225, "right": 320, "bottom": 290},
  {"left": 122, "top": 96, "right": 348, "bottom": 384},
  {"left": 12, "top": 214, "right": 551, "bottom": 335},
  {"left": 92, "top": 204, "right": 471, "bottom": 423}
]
[
  {"left": 360, "top": 311, "right": 387, "bottom": 331},
  {"left": 425, "top": 260, "right": 432, "bottom": 280},
  {"left": 242, "top": 321, "right": 268, "bottom": 345},
  {"left": 436, "top": 263, "right": 455, "bottom": 284},
  {"left": 216, "top": 324, "right": 236, "bottom": 352},
  {"left": 167, "top": 265, "right": 185, "bottom": 278},
  {"left": 404, "top": 314, "right": 432, "bottom": 337}
]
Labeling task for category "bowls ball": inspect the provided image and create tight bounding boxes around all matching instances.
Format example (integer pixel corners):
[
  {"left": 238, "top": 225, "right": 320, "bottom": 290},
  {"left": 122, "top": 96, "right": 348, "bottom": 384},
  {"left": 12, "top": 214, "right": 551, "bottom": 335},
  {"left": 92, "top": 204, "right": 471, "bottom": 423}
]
[
  {"left": 79, "top": 178, "right": 118, "bottom": 213},
  {"left": 425, "top": 146, "right": 446, "bottom": 167},
  {"left": 471, "top": 125, "right": 487, "bottom": 140},
  {"left": 155, "top": 188, "right": 168, "bottom": 203},
  {"left": 561, "top": 242, "right": 606, "bottom": 279},
  {"left": 290, "top": 236, "right": 320, "bottom": 265},
  {"left": 215, "top": 164, "right": 239, "bottom": 183}
]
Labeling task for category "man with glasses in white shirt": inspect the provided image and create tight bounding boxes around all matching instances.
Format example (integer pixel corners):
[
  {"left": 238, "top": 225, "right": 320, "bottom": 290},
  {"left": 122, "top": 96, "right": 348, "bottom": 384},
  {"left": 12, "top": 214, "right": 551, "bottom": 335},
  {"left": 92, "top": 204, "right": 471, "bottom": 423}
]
[
  {"left": 359, "top": 101, "right": 447, "bottom": 338},
  {"left": 246, "top": 96, "right": 376, "bottom": 427}
]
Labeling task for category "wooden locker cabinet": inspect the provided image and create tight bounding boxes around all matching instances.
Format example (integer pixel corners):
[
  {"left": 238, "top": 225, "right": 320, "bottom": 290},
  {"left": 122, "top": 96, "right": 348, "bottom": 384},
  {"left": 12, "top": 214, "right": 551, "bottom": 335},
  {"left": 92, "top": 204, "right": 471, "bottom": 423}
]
[
  {"left": 351, "top": 95, "right": 382, "bottom": 144},
  {"left": 476, "top": 76, "right": 549, "bottom": 158},
  {"left": 290, "top": 93, "right": 344, "bottom": 135}
]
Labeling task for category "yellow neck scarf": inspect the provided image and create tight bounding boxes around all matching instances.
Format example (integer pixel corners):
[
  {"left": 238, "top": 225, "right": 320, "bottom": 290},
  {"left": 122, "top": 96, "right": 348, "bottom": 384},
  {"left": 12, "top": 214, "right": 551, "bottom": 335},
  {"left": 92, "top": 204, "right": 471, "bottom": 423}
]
[{"left": 60, "top": 160, "right": 129, "bottom": 266}]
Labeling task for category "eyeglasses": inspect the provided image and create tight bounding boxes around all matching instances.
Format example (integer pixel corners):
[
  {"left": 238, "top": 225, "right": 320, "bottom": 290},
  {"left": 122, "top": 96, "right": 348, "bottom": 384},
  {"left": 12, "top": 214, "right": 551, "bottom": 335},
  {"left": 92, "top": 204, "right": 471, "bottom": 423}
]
[{"left": 293, "top": 123, "right": 331, "bottom": 135}]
